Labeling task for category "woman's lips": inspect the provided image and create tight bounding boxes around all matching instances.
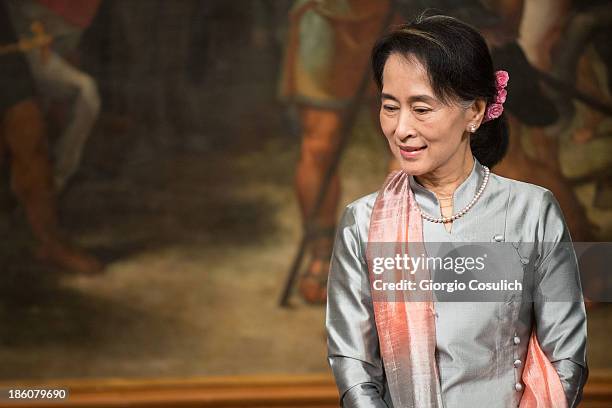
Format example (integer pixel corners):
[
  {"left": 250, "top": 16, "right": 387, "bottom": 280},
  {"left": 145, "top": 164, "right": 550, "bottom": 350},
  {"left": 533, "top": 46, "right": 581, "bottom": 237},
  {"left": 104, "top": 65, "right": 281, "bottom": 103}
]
[{"left": 399, "top": 145, "right": 427, "bottom": 159}]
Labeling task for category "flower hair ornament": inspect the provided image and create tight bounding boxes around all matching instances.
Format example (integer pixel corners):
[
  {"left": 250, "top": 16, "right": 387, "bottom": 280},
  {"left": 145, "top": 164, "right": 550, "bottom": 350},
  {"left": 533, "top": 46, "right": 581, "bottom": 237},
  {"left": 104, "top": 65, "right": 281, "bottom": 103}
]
[{"left": 482, "top": 70, "right": 509, "bottom": 123}]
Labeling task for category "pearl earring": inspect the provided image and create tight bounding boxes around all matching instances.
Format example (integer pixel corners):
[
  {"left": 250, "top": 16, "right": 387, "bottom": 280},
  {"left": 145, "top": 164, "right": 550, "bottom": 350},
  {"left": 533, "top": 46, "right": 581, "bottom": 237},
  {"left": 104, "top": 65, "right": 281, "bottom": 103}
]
[{"left": 468, "top": 124, "right": 477, "bottom": 133}]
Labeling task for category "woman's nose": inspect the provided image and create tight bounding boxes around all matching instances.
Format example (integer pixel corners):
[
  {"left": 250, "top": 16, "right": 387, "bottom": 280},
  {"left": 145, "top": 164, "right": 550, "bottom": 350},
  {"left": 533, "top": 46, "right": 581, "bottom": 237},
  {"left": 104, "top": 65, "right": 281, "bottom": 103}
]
[{"left": 394, "top": 112, "right": 417, "bottom": 141}]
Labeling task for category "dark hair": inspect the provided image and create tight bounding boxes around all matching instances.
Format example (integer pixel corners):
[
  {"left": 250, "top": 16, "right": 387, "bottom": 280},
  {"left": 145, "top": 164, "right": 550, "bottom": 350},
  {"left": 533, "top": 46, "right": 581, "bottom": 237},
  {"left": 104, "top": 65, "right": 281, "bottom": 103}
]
[{"left": 371, "top": 15, "right": 508, "bottom": 168}]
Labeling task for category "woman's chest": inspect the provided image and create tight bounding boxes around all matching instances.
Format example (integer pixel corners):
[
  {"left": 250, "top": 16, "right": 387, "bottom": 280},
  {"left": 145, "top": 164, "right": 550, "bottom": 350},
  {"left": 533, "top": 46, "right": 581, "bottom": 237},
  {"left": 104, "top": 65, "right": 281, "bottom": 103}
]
[{"left": 422, "top": 186, "right": 539, "bottom": 360}]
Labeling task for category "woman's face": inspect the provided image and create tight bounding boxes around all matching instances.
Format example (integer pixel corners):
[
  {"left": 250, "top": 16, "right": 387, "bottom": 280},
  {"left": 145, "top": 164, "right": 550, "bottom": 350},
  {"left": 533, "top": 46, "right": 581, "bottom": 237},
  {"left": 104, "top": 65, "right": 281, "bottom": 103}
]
[{"left": 379, "top": 53, "right": 483, "bottom": 176}]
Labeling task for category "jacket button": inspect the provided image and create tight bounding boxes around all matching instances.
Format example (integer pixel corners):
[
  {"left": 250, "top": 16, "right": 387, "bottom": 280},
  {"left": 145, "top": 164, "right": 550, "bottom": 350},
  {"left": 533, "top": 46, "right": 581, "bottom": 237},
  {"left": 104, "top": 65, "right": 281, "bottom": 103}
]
[
  {"left": 515, "top": 383, "right": 523, "bottom": 392},
  {"left": 513, "top": 359, "right": 522, "bottom": 367},
  {"left": 513, "top": 336, "right": 521, "bottom": 345}
]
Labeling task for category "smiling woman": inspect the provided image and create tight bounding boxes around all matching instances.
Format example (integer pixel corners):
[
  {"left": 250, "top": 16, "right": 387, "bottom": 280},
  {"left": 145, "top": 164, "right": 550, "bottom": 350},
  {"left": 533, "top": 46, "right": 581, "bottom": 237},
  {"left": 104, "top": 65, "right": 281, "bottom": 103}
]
[
  {"left": 372, "top": 20, "right": 509, "bottom": 175},
  {"left": 326, "top": 14, "right": 588, "bottom": 408},
  {"left": 378, "top": 54, "right": 485, "bottom": 175},
  {"left": 370, "top": 20, "right": 509, "bottom": 235}
]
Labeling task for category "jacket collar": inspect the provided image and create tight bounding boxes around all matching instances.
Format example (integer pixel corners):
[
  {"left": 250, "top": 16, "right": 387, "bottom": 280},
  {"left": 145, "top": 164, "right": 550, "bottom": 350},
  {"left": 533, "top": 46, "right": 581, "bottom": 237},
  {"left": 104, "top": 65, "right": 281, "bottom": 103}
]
[{"left": 408, "top": 156, "right": 485, "bottom": 218}]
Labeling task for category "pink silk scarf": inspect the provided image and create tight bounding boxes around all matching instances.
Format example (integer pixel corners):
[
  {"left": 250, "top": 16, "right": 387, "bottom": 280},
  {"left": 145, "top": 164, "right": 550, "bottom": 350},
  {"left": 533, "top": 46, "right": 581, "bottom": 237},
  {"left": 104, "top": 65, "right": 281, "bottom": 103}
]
[{"left": 365, "top": 170, "right": 568, "bottom": 408}]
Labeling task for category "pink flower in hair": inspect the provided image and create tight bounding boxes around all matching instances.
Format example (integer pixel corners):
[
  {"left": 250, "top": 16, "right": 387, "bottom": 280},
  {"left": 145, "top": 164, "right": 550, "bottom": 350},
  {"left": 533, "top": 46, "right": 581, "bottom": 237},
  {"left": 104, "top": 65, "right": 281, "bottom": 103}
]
[
  {"left": 483, "top": 70, "right": 509, "bottom": 122},
  {"left": 485, "top": 103, "right": 504, "bottom": 121},
  {"left": 495, "top": 70, "right": 509, "bottom": 88}
]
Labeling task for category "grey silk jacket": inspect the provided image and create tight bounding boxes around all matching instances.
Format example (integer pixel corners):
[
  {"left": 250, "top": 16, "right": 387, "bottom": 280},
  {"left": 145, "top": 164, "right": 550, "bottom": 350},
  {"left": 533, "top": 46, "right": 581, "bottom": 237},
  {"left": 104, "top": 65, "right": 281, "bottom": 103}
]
[{"left": 326, "top": 157, "right": 588, "bottom": 408}]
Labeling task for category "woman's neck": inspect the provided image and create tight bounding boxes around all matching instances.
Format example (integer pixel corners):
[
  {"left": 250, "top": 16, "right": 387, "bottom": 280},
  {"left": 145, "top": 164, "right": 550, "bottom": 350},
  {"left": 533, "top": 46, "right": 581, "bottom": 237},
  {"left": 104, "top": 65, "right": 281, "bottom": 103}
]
[{"left": 415, "top": 154, "right": 474, "bottom": 199}]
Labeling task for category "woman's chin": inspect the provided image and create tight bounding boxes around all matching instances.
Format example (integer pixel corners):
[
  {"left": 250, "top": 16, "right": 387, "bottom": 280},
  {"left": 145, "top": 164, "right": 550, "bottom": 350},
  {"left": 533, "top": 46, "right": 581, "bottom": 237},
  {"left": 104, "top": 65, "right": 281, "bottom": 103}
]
[{"left": 398, "top": 159, "right": 433, "bottom": 176}]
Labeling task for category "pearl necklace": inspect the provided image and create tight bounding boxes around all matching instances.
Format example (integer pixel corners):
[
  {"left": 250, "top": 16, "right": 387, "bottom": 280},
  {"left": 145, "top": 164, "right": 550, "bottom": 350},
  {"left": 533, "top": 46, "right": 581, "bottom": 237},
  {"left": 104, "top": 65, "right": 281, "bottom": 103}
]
[{"left": 417, "top": 166, "right": 490, "bottom": 223}]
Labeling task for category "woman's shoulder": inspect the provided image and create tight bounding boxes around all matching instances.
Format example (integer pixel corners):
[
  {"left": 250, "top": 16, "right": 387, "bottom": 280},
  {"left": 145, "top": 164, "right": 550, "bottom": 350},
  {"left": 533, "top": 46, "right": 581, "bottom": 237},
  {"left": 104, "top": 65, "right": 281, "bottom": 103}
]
[
  {"left": 345, "top": 191, "right": 379, "bottom": 218},
  {"left": 489, "top": 171, "right": 552, "bottom": 200},
  {"left": 346, "top": 191, "right": 379, "bottom": 210},
  {"left": 337, "top": 191, "right": 378, "bottom": 231},
  {"left": 488, "top": 171, "right": 565, "bottom": 219},
  {"left": 489, "top": 171, "right": 568, "bottom": 239}
]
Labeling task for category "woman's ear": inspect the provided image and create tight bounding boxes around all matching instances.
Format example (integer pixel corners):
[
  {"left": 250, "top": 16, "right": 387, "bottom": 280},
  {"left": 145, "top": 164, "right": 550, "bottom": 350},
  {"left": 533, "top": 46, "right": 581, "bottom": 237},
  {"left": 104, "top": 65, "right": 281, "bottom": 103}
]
[{"left": 468, "top": 98, "right": 487, "bottom": 126}]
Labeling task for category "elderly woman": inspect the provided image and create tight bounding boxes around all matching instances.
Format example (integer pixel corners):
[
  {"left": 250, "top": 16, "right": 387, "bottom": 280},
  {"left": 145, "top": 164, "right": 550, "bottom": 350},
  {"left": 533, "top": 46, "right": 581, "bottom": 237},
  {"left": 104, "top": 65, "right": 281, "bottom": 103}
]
[{"left": 325, "top": 15, "right": 588, "bottom": 408}]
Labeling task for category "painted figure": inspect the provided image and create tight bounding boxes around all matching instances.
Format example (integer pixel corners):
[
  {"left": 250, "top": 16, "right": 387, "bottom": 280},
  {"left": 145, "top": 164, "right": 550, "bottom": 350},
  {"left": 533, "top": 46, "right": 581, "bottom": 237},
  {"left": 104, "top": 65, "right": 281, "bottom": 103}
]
[
  {"left": 279, "top": 0, "right": 402, "bottom": 303},
  {"left": 0, "top": 0, "right": 102, "bottom": 274},
  {"left": 6, "top": 0, "right": 102, "bottom": 192}
]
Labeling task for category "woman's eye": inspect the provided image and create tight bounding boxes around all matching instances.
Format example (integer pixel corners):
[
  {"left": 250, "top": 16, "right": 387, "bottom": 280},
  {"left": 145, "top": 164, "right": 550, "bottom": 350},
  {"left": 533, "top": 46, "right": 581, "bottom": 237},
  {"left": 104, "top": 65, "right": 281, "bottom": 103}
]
[
  {"left": 414, "top": 107, "right": 431, "bottom": 114},
  {"left": 383, "top": 105, "right": 398, "bottom": 112}
]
